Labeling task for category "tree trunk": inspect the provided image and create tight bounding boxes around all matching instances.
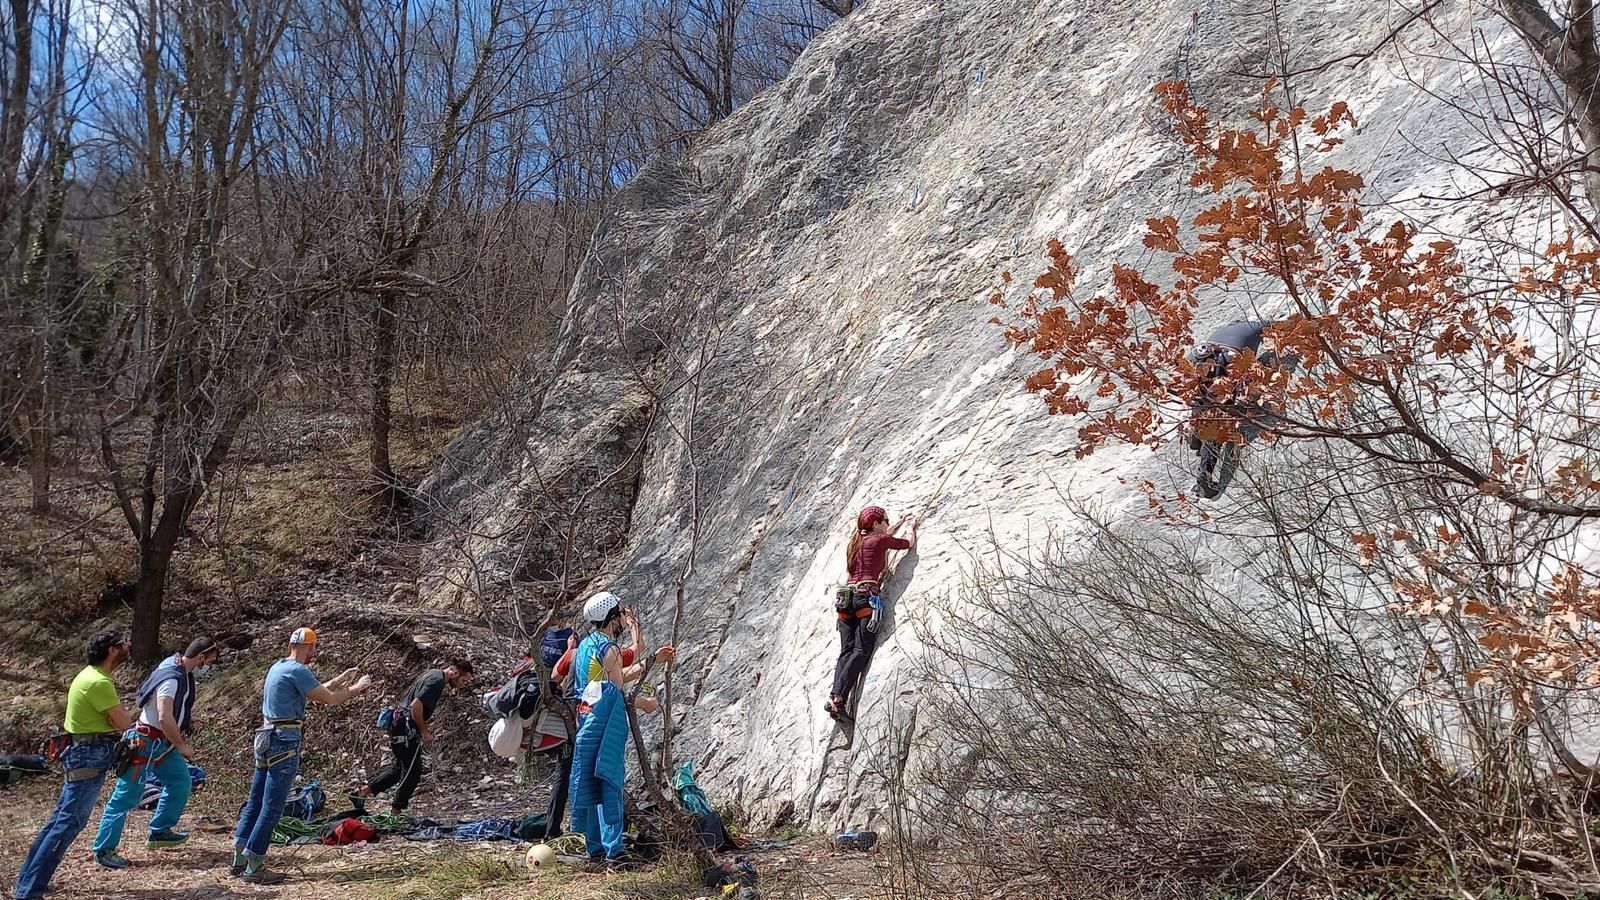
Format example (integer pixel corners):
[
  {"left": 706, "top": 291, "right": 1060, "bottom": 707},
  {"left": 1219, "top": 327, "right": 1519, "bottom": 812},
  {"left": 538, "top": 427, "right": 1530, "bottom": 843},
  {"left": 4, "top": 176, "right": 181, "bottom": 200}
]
[
  {"left": 717, "top": 5, "right": 736, "bottom": 120},
  {"left": 27, "top": 411, "right": 49, "bottom": 513},
  {"left": 626, "top": 701, "right": 715, "bottom": 868},
  {"left": 1499, "top": 0, "right": 1600, "bottom": 214},
  {"left": 130, "top": 526, "right": 180, "bottom": 665},
  {"left": 369, "top": 290, "right": 399, "bottom": 508},
  {"left": 0, "top": 0, "right": 34, "bottom": 240},
  {"left": 1577, "top": 97, "right": 1600, "bottom": 217}
]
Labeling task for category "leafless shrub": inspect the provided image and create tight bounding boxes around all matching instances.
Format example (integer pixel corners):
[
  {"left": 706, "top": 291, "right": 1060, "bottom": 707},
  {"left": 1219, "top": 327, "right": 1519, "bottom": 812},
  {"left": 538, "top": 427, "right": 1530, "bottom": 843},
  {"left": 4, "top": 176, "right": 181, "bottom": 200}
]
[{"left": 896, "top": 441, "right": 1600, "bottom": 898}]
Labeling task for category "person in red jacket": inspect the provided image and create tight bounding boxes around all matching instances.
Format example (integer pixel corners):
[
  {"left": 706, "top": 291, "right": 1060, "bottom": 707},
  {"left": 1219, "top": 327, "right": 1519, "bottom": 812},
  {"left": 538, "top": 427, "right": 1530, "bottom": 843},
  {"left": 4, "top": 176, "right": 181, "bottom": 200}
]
[{"left": 825, "top": 506, "right": 917, "bottom": 721}]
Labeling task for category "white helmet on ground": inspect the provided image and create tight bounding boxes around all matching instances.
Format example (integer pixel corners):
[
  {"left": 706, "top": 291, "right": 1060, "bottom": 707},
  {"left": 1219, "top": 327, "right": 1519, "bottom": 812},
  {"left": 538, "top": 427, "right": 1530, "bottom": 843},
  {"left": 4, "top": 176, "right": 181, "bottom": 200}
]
[{"left": 583, "top": 591, "right": 622, "bottom": 625}]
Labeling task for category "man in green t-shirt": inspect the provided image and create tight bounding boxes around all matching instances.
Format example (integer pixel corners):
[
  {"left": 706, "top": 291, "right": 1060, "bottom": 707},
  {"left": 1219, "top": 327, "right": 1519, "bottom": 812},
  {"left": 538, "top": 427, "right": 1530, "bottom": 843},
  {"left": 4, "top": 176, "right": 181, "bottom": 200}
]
[{"left": 13, "top": 629, "right": 135, "bottom": 899}]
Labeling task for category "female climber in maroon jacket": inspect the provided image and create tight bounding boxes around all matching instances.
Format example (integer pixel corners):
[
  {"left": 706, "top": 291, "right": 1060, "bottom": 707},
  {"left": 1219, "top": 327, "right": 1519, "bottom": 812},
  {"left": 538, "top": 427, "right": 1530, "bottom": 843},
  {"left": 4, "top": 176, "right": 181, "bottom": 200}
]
[{"left": 825, "top": 505, "right": 918, "bottom": 721}]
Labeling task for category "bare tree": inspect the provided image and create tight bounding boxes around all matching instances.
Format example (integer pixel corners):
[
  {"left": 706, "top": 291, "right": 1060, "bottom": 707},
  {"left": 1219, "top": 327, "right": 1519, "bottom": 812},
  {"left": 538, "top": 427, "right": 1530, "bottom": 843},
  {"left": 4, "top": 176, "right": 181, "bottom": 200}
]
[
  {"left": 93, "top": 0, "right": 306, "bottom": 663},
  {"left": 0, "top": 0, "right": 91, "bottom": 511},
  {"left": 1500, "top": 0, "right": 1600, "bottom": 214}
]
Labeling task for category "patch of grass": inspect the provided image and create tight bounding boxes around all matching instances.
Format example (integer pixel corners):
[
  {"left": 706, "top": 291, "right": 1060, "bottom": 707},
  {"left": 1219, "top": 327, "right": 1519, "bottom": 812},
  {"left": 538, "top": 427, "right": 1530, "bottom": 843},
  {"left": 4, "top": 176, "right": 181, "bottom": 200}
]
[
  {"left": 596, "top": 853, "right": 706, "bottom": 900},
  {"left": 391, "top": 852, "right": 521, "bottom": 899},
  {"left": 768, "top": 822, "right": 811, "bottom": 843},
  {"left": 0, "top": 694, "right": 60, "bottom": 753},
  {"left": 714, "top": 800, "right": 748, "bottom": 845}
]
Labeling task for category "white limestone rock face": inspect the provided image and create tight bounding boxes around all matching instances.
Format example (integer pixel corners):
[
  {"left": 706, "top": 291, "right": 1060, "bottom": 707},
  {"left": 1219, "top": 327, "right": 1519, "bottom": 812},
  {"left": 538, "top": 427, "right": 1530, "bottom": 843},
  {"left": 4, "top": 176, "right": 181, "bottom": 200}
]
[{"left": 422, "top": 0, "right": 1547, "bottom": 828}]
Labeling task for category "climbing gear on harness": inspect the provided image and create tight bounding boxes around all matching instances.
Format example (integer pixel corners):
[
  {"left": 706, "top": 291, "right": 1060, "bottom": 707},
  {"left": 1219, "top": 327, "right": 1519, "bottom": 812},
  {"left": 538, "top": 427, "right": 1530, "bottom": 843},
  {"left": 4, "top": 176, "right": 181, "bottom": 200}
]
[
  {"left": 111, "top": 733, "right": 143, "bottom": 778},
  {"left": 834, "top": 583, "right": 880, "bottom": 620},
  {"left": 252, "top": 722, "right": 302, "bottom": 768}
]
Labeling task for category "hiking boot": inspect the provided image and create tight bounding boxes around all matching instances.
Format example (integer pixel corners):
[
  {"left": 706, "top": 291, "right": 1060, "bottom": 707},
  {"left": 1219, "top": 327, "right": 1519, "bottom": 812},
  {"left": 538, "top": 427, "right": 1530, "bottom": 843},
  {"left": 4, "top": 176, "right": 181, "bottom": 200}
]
[
  {"left": 94, "top": 850, "right": 132, "bottom": 869},
  {"left": 240, "top": 866, "right": 287, "bottom": 885},
  {"left": 147, "top": 830, "right": 189, "bottom": 849},
  {"left": 227, "top": 851, "right": 247, "bottom": 877},
  {"left": 582, "top": 853, "right": 608, "bottom": 873}
]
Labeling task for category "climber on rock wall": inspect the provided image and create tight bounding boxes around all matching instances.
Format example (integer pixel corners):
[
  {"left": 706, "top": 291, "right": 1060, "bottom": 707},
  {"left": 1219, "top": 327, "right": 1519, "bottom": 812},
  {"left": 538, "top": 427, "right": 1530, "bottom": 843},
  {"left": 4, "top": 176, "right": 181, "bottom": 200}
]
[
  {"left": 1188, "top": 319, "right": 1299, "bottom": 498},
  {"left": 825, "top": 506, "right": 917, "bottom": 722}
]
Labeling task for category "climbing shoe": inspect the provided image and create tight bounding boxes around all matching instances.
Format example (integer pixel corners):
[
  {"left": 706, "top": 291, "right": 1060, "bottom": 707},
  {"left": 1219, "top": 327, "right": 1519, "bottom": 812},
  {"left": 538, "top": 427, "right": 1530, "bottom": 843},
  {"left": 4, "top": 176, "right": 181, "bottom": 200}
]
[
  {"left": 147, "top": 829, "right": 189, "bottom": 849},
  {"left": 241, "top": 865, "right": 287, "bottom": 885},
  {"left": 94, "top": 850, "right": 132, "bottom": 869}
]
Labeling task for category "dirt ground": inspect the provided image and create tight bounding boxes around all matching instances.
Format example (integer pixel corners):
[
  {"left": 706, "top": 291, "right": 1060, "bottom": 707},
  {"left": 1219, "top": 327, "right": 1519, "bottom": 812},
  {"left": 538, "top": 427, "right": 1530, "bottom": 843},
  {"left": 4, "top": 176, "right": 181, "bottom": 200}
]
[
  {"left": 0, "top": 403, "right": 898, "bottom": 900},
  {"left": 0, "top": 770, "right": 892, "bottom": 900}
]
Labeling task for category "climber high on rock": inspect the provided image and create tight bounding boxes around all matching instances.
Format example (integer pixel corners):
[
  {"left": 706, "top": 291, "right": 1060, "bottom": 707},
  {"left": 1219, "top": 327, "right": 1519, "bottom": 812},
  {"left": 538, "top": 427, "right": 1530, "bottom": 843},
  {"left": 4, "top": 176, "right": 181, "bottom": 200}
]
[
  {"left": 1187, "top": 319, "right": 1299, "bottom": 498},
  {"left": 825, "top": 506, "right": 917, "bottom": 722}
]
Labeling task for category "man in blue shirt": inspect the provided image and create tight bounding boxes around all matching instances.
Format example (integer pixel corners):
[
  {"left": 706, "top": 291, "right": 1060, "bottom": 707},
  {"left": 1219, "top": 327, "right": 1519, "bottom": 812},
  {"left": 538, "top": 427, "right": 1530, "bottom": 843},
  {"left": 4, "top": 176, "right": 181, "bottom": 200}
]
[{"left": 231, "top": 627, "right": 371, "bottom": 884}]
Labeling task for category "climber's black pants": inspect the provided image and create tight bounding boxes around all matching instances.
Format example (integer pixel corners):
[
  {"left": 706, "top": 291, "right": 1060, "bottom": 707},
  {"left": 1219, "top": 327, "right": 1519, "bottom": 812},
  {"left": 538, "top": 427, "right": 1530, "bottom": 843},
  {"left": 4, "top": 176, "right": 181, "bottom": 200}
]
[
  {"left": 830, "top": 617, "right": 877, "bottom": 703},
  {"left": 366, "top": 732, "right": 424, "bottom": 811},
  {"left": 544, "top": 745, "right": 571, "bottom": 838}
]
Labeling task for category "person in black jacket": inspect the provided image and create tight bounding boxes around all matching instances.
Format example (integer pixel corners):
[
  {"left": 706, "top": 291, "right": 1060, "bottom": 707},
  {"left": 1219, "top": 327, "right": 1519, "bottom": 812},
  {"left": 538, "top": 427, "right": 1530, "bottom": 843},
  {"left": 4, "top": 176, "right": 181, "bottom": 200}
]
[
  {"left": 1189, "top": 319, "right": 1297, "bottom": 444},
  {"left": 352, "top": 660, "right": 473, "bottom": 814}
]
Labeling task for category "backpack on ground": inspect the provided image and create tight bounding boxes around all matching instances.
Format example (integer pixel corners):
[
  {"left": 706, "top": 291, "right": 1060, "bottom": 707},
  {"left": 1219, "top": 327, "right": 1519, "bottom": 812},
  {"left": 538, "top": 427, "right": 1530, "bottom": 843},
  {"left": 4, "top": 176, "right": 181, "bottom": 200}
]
[
  {"left": 283, "top": 781, "right": 326, "bottom": 821},
  {"left": 0, "top": 754, "right": 48, "bottom": 789}
]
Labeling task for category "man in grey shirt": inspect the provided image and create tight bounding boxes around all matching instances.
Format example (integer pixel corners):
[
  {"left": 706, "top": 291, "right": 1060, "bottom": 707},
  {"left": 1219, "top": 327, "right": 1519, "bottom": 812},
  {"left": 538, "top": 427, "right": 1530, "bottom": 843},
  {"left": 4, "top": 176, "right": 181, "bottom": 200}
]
[{"left": 352, "top": 660, "right": 473, "bottom": 813}]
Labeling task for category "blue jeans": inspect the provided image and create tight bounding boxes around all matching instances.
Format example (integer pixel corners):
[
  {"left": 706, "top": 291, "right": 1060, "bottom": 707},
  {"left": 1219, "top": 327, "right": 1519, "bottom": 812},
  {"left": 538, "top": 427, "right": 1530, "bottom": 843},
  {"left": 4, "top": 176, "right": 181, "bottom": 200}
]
[
  {"left": 94, "top": 734, "right": 192, "bottom": 852},
  {"left": 14, "top": 740, "right": 115, "bottom": 899},
  {"left": 233, "top": 727, "right": 300, "bottom": 860}
]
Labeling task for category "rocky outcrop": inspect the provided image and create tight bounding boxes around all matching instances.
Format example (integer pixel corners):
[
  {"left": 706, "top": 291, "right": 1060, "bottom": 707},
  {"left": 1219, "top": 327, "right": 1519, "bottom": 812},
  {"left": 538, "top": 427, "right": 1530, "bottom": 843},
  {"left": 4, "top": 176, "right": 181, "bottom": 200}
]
[{"left": 422, "top": 0, "right": 1534, "bottom": 827}]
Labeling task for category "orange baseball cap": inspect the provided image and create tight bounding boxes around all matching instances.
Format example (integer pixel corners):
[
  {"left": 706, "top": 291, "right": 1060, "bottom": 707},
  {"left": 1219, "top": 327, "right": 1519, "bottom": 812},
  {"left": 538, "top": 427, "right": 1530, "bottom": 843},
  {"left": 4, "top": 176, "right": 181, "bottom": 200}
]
[{"left": 289, "top": 627, "right": 319, "bottom": 645}]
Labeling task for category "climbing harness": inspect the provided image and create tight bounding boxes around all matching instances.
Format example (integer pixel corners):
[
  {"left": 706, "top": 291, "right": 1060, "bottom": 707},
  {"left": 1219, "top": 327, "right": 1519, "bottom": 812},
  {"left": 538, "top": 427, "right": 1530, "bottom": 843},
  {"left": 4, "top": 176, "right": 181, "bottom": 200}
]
[
  {"left": 253, "top": 721, "right": 302, "bottom": 769},
  {"left": 833, "top": 583, "right": 881, "bottom": 620}
]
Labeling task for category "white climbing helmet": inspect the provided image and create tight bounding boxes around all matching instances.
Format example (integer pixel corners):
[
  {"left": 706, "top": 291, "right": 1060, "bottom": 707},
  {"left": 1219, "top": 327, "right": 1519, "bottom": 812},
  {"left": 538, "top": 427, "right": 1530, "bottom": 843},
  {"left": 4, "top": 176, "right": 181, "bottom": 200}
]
[{"left": 583, "top": 591, "right": 622, "bottom": 625}]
